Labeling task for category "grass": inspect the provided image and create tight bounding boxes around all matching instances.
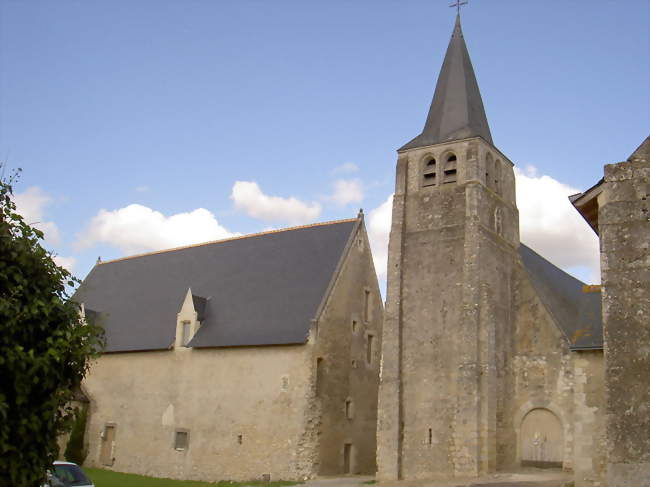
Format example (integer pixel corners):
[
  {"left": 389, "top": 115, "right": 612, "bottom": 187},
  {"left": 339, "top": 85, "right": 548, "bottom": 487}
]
[{"left": 85, "top": 468, "right": 302, "bottom": 487}]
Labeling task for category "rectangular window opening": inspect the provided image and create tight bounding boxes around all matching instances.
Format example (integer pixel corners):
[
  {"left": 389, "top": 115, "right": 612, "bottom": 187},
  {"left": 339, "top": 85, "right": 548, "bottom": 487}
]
[
  {"left": 443, "top": 169, "right": 457, "bottom": 184},
  {"left": 182, "top": 321, "right": 192, "bottom": 347},
  {"left": 174, "top": 430, "right": 189, "bottom": 450},
  {"left": 366, "top": 334, "right": 374, "bottom": 365},
  {"left": 428, "top": 428, "right": 432, "bottom": 445},
  {"left": 363, "top": 290, "right": 370, "bottom": 322},
  {"left": 345, "top": 399, "right": 353, "bottom": 419},
  {"left": 316, "top": 357, "right": 324, "bottom": 396}
]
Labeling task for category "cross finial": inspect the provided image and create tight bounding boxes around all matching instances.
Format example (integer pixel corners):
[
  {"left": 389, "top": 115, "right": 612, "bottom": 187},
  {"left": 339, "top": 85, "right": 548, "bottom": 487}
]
[{"left": 449, "top": 0, "right": 468, "bottom": 15}]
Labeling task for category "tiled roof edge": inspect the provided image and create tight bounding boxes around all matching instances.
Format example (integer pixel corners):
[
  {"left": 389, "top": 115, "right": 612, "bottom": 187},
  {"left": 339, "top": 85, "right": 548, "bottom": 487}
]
[{"left": 97, "top": 217, "right": 358, "bottom": 266}]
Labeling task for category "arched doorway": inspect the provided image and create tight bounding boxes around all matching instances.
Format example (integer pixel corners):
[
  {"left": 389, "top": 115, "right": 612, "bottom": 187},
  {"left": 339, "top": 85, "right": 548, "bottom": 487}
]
[{"left": 520, "top": 408, "right": 563, "bottom": 468}]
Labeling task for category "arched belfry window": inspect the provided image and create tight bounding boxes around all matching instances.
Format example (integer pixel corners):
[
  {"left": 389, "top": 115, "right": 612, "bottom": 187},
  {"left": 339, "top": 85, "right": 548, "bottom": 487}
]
[
  {"left": 443, "top": 154, "right": 457, "bottom": 184},
  {"left": 422, "top": 157, "right": 437, "bottom": 187}
]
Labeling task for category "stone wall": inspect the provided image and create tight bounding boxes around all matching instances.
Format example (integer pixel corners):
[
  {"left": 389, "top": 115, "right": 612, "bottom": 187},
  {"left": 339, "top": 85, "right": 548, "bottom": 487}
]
[
  {"left": 599, "top": 156, "right": 650, "bottom": 487},
  {"left": 572, "top": 350, "right": 606, "bottom": 487},
  {"left": 312, "top": 222, "right": 384, "bottom": 475},
  {"left": 84, "top": 345, "right": 314, "bottom": 482},
  {"left": 503, "top": 265, "right": 575, "bottom": 471}
]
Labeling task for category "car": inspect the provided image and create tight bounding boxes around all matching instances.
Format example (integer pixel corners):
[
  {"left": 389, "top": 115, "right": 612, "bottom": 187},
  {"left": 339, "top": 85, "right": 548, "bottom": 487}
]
[{"left": 44, "top": 461, "right": 94, "bottom": 487}]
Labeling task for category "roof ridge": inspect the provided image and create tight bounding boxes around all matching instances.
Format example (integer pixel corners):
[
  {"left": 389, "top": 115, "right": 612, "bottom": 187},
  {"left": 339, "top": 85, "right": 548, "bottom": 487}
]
[{"left": 97, "top": 217, "right": 359, "bottom": 266}]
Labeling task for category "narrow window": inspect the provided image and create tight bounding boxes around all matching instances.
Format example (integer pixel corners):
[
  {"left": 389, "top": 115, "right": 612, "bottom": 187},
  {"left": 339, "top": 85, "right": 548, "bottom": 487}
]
[
  {"left": 494, "top": 160, "right": 502, "bottom": 194},
  {"left": 237, "top": 434, "right": 243, "bottom": 445},
  {"left": 443, "top": 154, "right": 457, "bottom": 184},
  {"left": 366, "top": 334, "right": 374, "bottom": 365},
  {"left": 485, "top": 153, "right": 494, "bottom": 190},
  {"left": 345, "top": 399, "right": 353, "bottom": 419},
  {"left": 316, "top": 357, "right": 324, "bottom": 396},
  {"left": 351, "top": 319, "right": 357, "bottom": 334},
  {"left": 422, "top": 158, "right": 437, "bottom": 187},
  {"left": 428, "top": 428, "right": 433, "bottom": 445},
  {"left": 343, "top": 443, "right": 352, "bottom": 474},
  {"left": 174, "top": 430, "right": 189, "bottom": 450},
  {"left": 351, "top": 359, "right": 357, "bottom": 368},
  {"left": 281, "top": 375, "right": 289, "bottom": 391},
  {"left": 363, "top": 290, "right": 370, "bottom": 322},
  {"left": 182, "top": 321, "right": 191, "bottom": 346},
  {"left": 494, "top": 208, "right": 503, "bottom": 236}
]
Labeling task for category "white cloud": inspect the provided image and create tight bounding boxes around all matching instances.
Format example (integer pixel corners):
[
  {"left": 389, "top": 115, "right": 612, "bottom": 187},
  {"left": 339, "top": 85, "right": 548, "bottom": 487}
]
[
  {"left": 13, "top": 186, "right": 61, "bottom": 245},
  {"left": 332, "top": 162, "right": 359, "bottom": 174},
  {"left": 515, "top": 166, "right": 600, "bottom": 282},
  {"left": 367, "top": 194, "right": 393, "bottom": 281},
  {"left": 53, "top": 255, "right": 77, "bottom": 272},
  {"left": 231, "top": 181, "right": 321, "bottom": 225},
  {"left": 330, "top": 179, "right": 364, "bottom": 207},
  {"left": 76, "top": 204, "right": 237, "bottom": 255}
]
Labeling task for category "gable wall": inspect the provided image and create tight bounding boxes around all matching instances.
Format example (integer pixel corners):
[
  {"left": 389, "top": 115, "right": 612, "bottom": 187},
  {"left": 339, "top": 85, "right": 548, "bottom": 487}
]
[
  {"left": 311, "top": 222, "right": 384, "bottom": 475},
  {"left": 83, "top": 344, "right": 314, "bottom": 481},
  {"left": 500, "top": 263, "right": 575, "bottom": 470}
]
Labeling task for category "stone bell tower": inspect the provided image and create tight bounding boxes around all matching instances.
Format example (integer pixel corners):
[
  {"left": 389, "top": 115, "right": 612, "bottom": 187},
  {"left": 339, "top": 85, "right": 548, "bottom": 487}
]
[{"left": 377, "top": 15, "right": 520, "bottom": 480}]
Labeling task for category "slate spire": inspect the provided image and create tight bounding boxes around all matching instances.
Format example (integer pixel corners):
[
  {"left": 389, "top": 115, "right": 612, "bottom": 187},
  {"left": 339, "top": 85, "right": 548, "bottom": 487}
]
[{"left": 400, "top": 15, "right": 493, "bottom": 151}]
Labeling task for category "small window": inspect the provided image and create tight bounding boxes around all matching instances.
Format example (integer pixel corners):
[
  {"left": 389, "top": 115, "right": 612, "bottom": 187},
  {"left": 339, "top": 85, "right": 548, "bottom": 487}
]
[
  {"left": 351, "top": 319, "right": 358, "bottom": 334},
  {"left": 366, "top": 334, "right": 374, "bottom": 365},
  {"left": 443, "top": 154, "right": 457, "bottom": 184},
  {"left": 494, "top": 208, "right": 503, "bottom": 236},
  {"left": 428, "top": 428, "right": 433, "bottom": 445},
  {"left": 363, "top": 290, "right": 371, "bottom": 322},
  {"left": 237, "top": 434, "right": 243, "bottom": 445},
  {"left": 422, "top": 158, "right": 437, "bottom": 187},
  {"left": 345, "top": 399, "right": 353, "bottom": 419},
  {"left": 316, "top": 357, "right": 324, "bottom": 396},
  {"left": 182, "top": 321, "right": 191, "bottom": 347},
  {"left": 174, "top": 430, "right": 189, "bottom": 450},
  {"left": 485, "top": 153, "right": 494, "bottom": 190},
  {"left": 494, "top": 160, "right": 502, "bottom": 194}
]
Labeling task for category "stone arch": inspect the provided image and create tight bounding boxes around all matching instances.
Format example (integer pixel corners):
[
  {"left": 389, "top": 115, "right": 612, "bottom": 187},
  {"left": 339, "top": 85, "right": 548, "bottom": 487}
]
[
  {"left": 420, "top": 152, "right": 437, "bottom": 187},
  {"left": 442, "top": 152, "right": 458, "bottom": 184},
  {"left": 514, "top": 401, "right": 566, "bottom": 468}
]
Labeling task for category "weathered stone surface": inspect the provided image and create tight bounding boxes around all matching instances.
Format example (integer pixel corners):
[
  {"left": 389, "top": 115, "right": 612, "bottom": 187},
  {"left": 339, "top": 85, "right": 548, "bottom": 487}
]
[{"left": 599, "top": 159, "right": 650, "bottom": 487}]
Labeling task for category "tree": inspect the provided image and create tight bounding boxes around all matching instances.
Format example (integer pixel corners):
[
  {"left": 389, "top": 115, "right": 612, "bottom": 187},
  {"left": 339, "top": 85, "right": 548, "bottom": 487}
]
[{"left": 0, "top": 169, "right": 104, "bottom": 487}]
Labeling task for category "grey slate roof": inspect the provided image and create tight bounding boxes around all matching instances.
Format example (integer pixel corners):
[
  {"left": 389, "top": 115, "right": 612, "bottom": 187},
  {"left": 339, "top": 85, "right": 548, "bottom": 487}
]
[
  {"left": 400, "top": 15, "right": 493, "bottom": 151},
  {"left": 519, "top": 244, "right": 603, "bottom": 350},
  {"left": 74, "top": 219, "right": 358, "bottom": 353}
]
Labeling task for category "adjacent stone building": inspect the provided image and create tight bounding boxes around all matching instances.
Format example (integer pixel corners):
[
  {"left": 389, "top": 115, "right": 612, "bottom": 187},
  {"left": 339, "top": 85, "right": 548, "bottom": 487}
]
[
  {"left": 376, "top": 15, "right": 619, "bottom": 487},
  {"left": 75, "top": 215, "right": 383, "bottom": 481},
  {"left": 571, "top": 137, "right": 650, "bottom": 487}
]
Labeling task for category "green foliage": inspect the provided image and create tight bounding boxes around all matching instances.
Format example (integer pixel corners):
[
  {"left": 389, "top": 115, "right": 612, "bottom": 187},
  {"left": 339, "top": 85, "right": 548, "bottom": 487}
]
[
  {"left": 85, "top": 468, "right": 302, "bottom": 487},
  {"left": 64, "top": 403, "right": 89, "bottom": 465},
  {"left": 0, "top": 168, "right": 104, "bottom": 487}
]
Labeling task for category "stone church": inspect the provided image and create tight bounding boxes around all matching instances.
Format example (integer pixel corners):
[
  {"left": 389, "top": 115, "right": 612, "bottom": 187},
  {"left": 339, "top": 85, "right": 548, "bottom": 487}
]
[
  {"left": 376, "top": 14, "right": 648, "bottom": 487},
  {"left": 72, "top": 12, "right": 649, "bottom": 487},
  {"left": 75, "top": 216, "right": 384, "bottom": 481}
]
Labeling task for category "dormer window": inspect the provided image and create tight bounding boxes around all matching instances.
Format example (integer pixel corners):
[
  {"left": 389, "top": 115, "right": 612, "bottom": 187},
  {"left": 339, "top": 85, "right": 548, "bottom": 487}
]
[
  {"left": 422, "top": 158, "right": 437, "bottom": 187},
  {"left": 443, "top": 154, "right": 457, "bottom": 184},
  {"left": 182, "top": 321, "right": 192, "bottom": 347}
]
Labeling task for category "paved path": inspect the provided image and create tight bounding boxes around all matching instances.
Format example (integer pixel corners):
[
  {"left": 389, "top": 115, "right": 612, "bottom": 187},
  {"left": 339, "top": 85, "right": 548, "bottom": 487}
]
[{"left": 301, "top": 469, "right": 570, "bottom": 487}]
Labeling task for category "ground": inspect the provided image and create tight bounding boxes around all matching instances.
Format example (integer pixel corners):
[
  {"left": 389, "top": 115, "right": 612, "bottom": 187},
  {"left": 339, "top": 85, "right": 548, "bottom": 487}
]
[{"left": 85, "top": 469, "right": 570, "bottom": 487}]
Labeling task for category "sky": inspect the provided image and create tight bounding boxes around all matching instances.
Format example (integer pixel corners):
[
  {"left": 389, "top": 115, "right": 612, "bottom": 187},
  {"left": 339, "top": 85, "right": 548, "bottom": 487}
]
[{"left": 1, "top": 1, "right": 649, "bottom": 292}]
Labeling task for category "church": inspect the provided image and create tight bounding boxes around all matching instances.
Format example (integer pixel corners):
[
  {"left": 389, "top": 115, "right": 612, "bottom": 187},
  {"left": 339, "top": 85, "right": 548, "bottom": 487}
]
[
  {"left": 75, "top": 216, "right": 384, "bottom": 480},
  {"left": 376, "top": 13, "right": 648, "bottom": 487},
  {"left": 72, "top": 11, "right": 648, "bottom": 487}
]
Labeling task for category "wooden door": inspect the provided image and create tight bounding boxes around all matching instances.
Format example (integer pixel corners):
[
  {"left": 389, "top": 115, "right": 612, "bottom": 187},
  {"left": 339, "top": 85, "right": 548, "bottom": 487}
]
[
  {"left": 520, "top": 409, "right": 563, "bottom": 468},
  {"left": 100, "top": 425, "right": 115, "bottom": 466}
]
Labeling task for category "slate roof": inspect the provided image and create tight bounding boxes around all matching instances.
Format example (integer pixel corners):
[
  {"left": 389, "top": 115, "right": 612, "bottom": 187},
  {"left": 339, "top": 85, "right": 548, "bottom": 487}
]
[
  {"left": 400, "top": 15, "right": 493, "bottom": 151},
  {"left": 74, "top": 218, "right": 359, "bottom": 353},
  {"left": 519, "top": 244, "right": 603, "bottom": 350}
]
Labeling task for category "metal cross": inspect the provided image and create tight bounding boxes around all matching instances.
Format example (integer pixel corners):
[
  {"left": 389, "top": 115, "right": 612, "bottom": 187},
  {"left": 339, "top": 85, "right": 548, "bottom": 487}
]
[{"left": 449, "top": 0, "right": 468, "bottom": 15}]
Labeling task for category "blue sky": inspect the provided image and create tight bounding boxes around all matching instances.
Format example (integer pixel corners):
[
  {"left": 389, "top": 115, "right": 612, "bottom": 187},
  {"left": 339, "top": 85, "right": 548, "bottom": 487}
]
[{"left": 1, "top": 1, "right": 648, "bottom": 288}]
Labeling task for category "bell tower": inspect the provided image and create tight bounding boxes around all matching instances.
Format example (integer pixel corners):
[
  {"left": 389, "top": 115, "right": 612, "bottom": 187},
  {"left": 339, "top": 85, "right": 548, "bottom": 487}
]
[{"left": 377, "top": 15, "right": 519, "bottom": 479}]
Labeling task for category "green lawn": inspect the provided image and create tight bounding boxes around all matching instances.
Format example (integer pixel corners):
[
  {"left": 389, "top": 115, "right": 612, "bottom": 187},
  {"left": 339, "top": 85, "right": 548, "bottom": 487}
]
[{"left": 85, "top": 468, "right": 301, "bottom": 487}]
